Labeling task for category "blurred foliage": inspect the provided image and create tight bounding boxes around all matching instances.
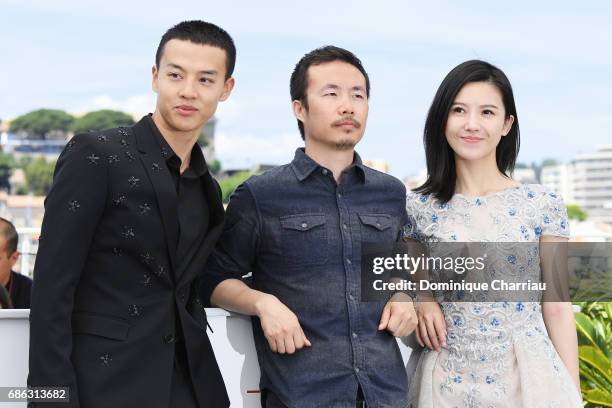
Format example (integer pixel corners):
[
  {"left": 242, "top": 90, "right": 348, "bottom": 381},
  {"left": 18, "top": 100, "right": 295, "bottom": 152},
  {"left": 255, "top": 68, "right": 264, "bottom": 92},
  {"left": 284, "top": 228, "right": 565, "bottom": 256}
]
[
  {"left": 71, "top": 110, "right": 134, "bottom": 133},
  {"left": 218, "top": 171, "right": 251, "bottom": 203},
  {"left": 567, "top": 204, "right": 588, "bottom": 222},
  {"left": 9, "top": 109, "right": 74, "bottom": 138},
  {"left": 0, "top": 151, "right": 16, "bottom": 191},
  {"left": 574, "top": 302, "right": 612, "bottom": 407},
  {"left": 23, "top": 157, "right": 55, "bottom": 195}
]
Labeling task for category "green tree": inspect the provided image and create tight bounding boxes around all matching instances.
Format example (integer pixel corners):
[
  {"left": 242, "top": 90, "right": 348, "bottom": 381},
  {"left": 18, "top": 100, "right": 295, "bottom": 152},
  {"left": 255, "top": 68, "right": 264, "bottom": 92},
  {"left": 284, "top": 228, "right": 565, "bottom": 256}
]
[
  {"left": 71, "top": 110, "right": 135, "bottom": 133},
  {"left": 567, "top": 204, "right": 588, "bottom": 221},
  {"left": 541, "top": 159, "right": 559, "bottom": 167},
  {"left": 208, "top": 159, "right": 221, "bottom": 175},
  {"left": 218, "top": 171, "right": 251, "bottom": 203},
  {"left": 23, "top": 157, "right": 55, "bottom": 195},
  {"left": 0, "top": 151, "right": 16, "bottom": 191},
  {"left": 9, "top": 109, "right": 74, "bottom": 139}
]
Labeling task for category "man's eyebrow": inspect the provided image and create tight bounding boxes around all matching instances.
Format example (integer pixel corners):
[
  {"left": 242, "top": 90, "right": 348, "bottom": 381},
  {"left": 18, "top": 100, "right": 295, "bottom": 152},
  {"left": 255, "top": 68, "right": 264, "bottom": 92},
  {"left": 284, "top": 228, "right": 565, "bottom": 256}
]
[{"left": 166, "top": 63, "right": 218, "bottom": 75}]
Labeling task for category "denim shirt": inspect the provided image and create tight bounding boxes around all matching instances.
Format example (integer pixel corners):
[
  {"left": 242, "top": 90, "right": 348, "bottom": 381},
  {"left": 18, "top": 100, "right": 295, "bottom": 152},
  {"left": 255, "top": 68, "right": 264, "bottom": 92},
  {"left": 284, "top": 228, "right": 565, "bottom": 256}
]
[{"left": 202, "top": 148, "right": 409, "bottom": 408}]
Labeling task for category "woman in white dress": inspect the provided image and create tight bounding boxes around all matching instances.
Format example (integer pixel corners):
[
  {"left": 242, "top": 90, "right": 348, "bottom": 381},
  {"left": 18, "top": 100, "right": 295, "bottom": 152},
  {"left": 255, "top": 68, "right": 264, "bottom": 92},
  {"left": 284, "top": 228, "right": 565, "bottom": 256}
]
[{"left": 405, "top": 60, "right": 583, "bottom": 407}]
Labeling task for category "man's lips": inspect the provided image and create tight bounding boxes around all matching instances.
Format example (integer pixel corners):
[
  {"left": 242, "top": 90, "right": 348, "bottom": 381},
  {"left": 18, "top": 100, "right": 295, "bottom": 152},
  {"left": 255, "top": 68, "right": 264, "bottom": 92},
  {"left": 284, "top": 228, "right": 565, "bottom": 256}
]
[
  {"left": 333, "top": 120, "right": 359, "bottom": 129},
  {"left": 175, "top": 105, "right": 198, "bottom": 116}
]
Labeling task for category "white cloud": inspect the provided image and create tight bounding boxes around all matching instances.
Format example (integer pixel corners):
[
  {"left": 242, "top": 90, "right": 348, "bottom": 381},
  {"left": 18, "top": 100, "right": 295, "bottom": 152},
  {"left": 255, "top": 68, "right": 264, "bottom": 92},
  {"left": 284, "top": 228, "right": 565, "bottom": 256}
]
[{"left": 215, "top": 131, "right": 300, "bottom": 169}]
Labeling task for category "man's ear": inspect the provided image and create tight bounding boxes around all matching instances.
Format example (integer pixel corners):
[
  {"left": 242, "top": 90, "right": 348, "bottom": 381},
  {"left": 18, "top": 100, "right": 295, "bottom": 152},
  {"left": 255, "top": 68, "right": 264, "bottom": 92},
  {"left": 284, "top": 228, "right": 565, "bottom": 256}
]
[
  {"left": 9, "top": 251, "right": 19, "bottom": 267},
  {"left": 292, "top": 99, "right": 307, "bottom": 122},
  {"left": 219, "top": 77, "right": 235, "bottom": 102},
  {"left": 152, "top": 65, "right": 159, "bottom": 93}
]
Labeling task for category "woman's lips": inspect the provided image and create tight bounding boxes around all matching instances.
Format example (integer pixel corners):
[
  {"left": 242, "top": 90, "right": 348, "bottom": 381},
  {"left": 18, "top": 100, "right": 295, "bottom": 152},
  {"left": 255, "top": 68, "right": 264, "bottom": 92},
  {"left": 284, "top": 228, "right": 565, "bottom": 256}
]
[{"left": 460, "top": 136, "right": 483, "bottom": 143}]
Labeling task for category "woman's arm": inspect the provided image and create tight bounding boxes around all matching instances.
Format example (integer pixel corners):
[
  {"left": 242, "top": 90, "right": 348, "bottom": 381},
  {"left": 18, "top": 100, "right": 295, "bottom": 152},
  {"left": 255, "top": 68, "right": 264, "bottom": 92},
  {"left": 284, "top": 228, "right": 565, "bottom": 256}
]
[{"left": 540, "top": 235, "right": 580, "bottom": 391}]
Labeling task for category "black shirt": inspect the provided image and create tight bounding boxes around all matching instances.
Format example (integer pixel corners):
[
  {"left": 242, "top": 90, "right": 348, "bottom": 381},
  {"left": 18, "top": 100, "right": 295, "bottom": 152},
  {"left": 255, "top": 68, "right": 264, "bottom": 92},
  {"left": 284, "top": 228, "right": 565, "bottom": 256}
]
[
  {"left": 4, "top": 270, "right": 33, "bottom": 309},
  {"left": 146, "top": 115, "right": 210, "bottom": 274}
]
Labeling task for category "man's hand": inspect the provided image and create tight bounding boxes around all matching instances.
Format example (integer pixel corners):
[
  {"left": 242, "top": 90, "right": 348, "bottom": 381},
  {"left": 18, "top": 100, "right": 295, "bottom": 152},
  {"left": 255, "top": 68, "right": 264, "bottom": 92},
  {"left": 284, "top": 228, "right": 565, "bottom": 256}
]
[
  {"left": 255, "top": 294, "right": 311, "bottom": 354},
  {"left": 378, "top": 292, "right": 418, "bottom": 337}
]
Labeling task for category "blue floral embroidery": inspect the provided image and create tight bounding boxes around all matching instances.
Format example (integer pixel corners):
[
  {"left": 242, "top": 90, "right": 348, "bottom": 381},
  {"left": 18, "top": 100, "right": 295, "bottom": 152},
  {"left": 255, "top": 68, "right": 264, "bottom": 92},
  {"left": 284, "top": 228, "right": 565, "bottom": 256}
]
[
  {"left": 485, "top": 375, "right": 495, "bottom": 384},
  {"left": 490, "top": 317, "right": 500, "bottom": 326},
  {"left": 507, "top": 255, "right": 517, "bottom": 264},
  {"left": 509, "top": 208, "right": 516, "bottom": 216},
  {"left": 419, "top": 194, "right": 428, "bottom": 203},
  {"left": 432, "top": 214, "right": 438, "bottom": 223},
  {"left": 534, "top": 226, "right": 542, "bottom": 236},
  {"left": 516, "top": 302, "right": 524, "bottom": 312},
  {"left": 453, "top": 376, "right": 462, "bottom": 384},
  {"left": 543, "top": 215, "right": 550, "bottom": 224},
  {"left": 527, "top": 191, "right": 535, "bottom": 199}
]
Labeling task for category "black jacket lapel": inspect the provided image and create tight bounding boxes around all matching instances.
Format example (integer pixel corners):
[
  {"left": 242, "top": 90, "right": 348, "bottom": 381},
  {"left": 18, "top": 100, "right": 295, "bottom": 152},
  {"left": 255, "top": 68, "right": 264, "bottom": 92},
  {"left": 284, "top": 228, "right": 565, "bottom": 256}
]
[{"left": 132, "top": 118, "right": 179, "bottom": 277}]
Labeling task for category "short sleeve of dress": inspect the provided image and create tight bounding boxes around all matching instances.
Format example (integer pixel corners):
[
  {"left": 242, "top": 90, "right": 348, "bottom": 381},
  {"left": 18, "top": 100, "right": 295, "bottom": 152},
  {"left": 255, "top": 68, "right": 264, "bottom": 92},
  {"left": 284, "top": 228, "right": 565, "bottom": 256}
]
[
  {"left": 403, "top": 191, "right": 423, "bottom": 241},
  {"left": 538, "top": 188, "right": 570, "bottom": 238}
]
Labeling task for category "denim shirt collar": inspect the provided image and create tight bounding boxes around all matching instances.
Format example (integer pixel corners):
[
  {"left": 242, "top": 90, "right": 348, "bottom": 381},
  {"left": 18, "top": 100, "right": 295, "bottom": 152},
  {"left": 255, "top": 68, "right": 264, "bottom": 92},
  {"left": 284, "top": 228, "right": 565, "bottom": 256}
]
[{"left": 290, "top": 148, "right": 367, "bottom": 183}]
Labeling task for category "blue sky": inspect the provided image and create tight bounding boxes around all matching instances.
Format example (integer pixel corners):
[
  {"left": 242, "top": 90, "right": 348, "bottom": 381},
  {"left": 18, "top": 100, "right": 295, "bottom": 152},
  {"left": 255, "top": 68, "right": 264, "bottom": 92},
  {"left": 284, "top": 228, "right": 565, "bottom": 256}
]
[{"left": 1, "top": 1, "right": 611, "bottom": 178}]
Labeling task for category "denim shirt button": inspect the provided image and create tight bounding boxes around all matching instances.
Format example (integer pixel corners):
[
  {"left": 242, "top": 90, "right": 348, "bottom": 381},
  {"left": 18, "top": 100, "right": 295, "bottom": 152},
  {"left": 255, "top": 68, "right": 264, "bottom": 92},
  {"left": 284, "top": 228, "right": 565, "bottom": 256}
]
[
  {"left": 337, "top": 193, "right": 342, "bottom": 198},
  {"left": 342, "top": 223, "right": 348, "bottom": 230},
  {"left": 352, "top": 332, "right": 358, "bottom": 338},
  {"left": 346, "top": 258, "right": 352, "bottom": 264},
  {"left": 354, "top": 367, "right": 360, "bottom": 373},
  {"left": 301, "top": 222, "right": 308, "bottom": 229},
  {"left": 349, "top": 294, "right": 354, "bottom": 301},
  {"left": 322, "top": 169, "right": 328, "bottom": 175}
]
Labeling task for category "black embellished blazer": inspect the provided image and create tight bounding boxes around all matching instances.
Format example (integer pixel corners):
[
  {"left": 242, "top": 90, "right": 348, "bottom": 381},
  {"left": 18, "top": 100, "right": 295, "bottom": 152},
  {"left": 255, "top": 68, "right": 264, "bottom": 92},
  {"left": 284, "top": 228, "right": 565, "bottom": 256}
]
[{"left": 28, "top": 116, "right": 229, "bottom": 408}]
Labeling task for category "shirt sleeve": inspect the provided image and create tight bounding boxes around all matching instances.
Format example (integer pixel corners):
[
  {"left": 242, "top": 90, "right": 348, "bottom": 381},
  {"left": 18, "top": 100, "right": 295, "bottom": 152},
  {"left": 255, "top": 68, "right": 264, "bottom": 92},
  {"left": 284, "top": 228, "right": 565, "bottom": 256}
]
[
  {"left": 539, "top": 189, "right": 570, "bottom": 238},
  {"left": 200, "top": 181, "right": 261, "bottom": 304}
]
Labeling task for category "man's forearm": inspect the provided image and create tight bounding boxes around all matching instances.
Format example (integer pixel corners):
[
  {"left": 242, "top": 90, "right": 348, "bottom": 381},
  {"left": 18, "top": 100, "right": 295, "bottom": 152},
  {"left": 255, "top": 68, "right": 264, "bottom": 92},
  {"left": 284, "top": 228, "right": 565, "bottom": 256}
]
[{"left": 210, "top": 278, "right": 274, "bottom": 317}]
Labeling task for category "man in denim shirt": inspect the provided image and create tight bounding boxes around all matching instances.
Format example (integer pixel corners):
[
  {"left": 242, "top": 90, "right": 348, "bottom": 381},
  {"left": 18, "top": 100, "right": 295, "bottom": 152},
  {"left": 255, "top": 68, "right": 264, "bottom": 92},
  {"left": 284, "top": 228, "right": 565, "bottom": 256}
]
[{"left": 201, "top": 46, "right": 417, "bottom": 408}]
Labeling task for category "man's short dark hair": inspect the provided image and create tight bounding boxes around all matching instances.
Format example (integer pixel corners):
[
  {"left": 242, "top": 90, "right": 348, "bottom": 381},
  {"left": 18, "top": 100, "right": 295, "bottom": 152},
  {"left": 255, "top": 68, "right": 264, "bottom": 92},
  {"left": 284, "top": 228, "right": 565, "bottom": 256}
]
[
  {"left": 290, "top": 46, "right": 370, "bottom": 140},
  {"left": 0, "top": 217, "right": 18, "bottom": 255},
  {"left": 155, "top": 20, "right": 236, "bottom": 79}
]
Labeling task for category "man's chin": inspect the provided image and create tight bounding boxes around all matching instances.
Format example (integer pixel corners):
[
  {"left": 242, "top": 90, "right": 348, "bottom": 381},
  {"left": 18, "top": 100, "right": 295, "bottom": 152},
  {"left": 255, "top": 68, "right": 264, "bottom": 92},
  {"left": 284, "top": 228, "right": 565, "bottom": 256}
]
[
  {"left": 333, "top": 140, "right": 357, "bottom": 151},
  {"left": 168, "top": 117, "right": 205, "bottom": 133}
]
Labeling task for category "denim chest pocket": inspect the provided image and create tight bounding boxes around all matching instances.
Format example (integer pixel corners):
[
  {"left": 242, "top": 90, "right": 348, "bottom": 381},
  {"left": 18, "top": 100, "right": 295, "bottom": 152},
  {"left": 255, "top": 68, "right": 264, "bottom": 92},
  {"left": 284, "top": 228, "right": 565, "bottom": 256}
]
[
  {"left": 279, "top": 213, "right": 328, "bottom": 267},
  {"left": 358, "top": 213, "right": 397, "bottom": 243}
]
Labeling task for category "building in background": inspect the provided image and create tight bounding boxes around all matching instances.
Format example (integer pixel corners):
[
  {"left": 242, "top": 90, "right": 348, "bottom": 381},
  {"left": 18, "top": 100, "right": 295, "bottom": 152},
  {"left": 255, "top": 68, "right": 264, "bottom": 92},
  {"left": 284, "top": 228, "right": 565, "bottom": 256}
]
[{"left": 542, "top": 145, "right": 612, "bottom": 224}]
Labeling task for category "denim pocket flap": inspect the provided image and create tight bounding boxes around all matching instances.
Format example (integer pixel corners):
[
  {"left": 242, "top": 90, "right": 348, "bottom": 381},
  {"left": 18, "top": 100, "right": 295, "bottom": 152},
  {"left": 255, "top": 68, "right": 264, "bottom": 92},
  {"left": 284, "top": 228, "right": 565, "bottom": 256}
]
[
  {"left": 72, "top": 312, "right": 130, "bottom": 341},
  {"left": 358, "top": 214, "right": 392, "bottom": 231},
  {"left": 280, "top": 214, "right": 326, "bottom": 231}
]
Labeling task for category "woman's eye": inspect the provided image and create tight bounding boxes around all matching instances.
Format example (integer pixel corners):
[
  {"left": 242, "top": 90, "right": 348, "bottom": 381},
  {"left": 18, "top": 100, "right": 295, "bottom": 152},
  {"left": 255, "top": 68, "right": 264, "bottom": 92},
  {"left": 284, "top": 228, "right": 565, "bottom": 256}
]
[
  {"left": 452, "top": 107, "right": 464, "bottom": 113},
  {"left": 483, "top": 110, "right": 494, "bottom": 116}
]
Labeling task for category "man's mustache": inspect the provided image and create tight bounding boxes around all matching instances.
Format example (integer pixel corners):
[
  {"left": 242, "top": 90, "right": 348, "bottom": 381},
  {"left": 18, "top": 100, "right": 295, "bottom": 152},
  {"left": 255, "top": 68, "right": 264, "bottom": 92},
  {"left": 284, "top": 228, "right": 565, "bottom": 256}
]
[{"left": 332, "top": 117, "right": 361, "bottom": 129}]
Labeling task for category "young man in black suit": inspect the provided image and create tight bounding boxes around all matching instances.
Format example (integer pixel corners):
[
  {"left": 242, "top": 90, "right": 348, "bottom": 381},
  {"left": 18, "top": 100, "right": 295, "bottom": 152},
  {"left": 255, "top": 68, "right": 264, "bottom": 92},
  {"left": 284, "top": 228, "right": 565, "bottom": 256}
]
[{"left": 28, "top": 21, "right": 235, "bottom": 408}]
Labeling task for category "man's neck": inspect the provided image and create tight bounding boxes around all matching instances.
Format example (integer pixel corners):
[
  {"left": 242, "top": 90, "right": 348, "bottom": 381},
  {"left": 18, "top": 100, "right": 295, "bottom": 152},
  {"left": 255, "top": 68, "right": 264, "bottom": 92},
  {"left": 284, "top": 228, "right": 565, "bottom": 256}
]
[
  {"left": 304, "top": 141, "right": 355, "bottom": 184},
  {"left": 0, "top": 270, "right": 10, "bottom": 288},
  {"left": 152, "top": 112, "right": 202, "bottom": 174}
]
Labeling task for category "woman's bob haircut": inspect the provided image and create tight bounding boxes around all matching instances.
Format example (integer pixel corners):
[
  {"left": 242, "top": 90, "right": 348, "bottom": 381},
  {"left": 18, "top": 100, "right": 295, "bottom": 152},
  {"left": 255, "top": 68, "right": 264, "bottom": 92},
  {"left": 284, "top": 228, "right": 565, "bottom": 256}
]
[{"left": 414, "top": 59, "right": 520, "bottom": 203}]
